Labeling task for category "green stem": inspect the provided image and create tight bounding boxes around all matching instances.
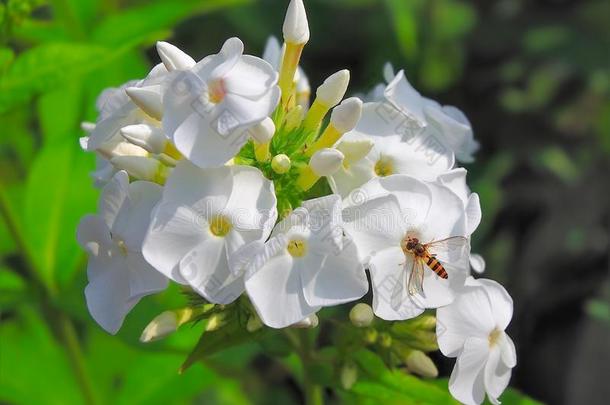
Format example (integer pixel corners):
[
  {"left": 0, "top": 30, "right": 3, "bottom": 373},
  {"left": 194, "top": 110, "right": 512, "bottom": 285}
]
[
  {"left": 297, "top": 330, "right": 324, "bottom": 405},
  {"left": 57, "top": 314, "right": 97, "bottom": 405}
]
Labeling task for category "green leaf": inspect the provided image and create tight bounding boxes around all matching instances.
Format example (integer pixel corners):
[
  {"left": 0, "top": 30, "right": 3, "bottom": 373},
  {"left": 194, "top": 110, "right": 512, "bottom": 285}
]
[
  {"left": 0, "top": 266, "right": 26, "bottom": 308},
  {"left": 37, "top": 82, "right": 84, "bottom": 144},
  {"left": 23, "top": 138, "right": 97, "bottom": 290},
  {"left": 0, "top": 307, "right": 85, "bottom": 405},
  {"left": 0, "top": 47, "right": 14, "bottom": 73},
  {"left": 92, "top": 0, "right": 252, "bottom": 47},
  {"left": 349, "top": 349, "right": 457, "bottom": 404},
  {"left": 0, "top": 43, "right": 105, "bottom": 113},
  {"left": 384, "top": 0, "right": 420, "bottom": 60}
]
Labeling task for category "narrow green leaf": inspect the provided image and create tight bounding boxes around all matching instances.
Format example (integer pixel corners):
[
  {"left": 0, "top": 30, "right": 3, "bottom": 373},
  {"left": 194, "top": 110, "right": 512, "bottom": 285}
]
[
  {"left": 92, "top": 0, "right": 252, "bottom": 47},
  {"left": 23, "top": 139, "right": 97, "bottom": 290}
]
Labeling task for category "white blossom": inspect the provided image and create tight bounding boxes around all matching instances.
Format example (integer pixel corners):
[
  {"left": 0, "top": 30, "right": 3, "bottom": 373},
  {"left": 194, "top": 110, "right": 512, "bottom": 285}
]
[
  {"left": 243, "top": 195, "right": 368, "bottom": 328},
  {"left": 343, "top": 175, "right": 471, "bottom": 320},
  {"left": 77, "top": 171, "right": 168, "bottom": 333},
  {"left": 162, "top": 37, "right": 280, "bottom": 168},
  {"left": 330, "top": 102, "right": 455, "bottom": 198},
  {"left": 437, "top": 277, "right": 517, "bottom": 405},
  {"left": 142, "top": 161, "right": 277, "bottom": 304}
]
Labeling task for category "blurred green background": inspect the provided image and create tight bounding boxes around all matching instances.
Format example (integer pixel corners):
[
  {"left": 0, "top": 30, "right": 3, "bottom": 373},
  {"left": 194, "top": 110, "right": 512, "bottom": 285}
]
[{"left": 0, "top": 0, "right": 608, "bottom": 404}]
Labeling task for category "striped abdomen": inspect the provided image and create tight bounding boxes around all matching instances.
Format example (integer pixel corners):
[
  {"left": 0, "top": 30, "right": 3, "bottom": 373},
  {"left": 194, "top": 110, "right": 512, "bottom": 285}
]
[{"left": 424, "top": 254, "right": 448, "bottom": 279}]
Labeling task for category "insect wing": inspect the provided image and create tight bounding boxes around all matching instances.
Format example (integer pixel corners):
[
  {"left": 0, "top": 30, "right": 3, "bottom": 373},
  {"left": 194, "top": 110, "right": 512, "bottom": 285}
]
[
  {"left": 407, "top": 258, "right": 426, "bottom": 296},
  {"left": 425, "top": 236, "right": 469, "bottom": 264}
]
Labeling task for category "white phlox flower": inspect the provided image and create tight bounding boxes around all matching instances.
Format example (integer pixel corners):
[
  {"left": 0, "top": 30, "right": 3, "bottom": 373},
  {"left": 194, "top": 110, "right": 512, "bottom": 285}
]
[
  {"left": 142, "top": 160, "right": 278, "bottom": 304},
  {"left": 77, "top": 171, "right": 168, "bottom": 333},
  {"left": 161, "top": 37, "right": 280, "bottom": 168},
  {"left": 330, "top": 102, "right": 455, "bottom": 198},
  {"left": 385, "top": 69, "right": 479, "bottom": 163},
  {"left": 242, "top": 195, "right": 368, "bottom": 328},
  {"left": 436, "top": 168, "right": 486, "bottom": 273},
  {"left": 436, "top": 277, "right": 517, "bottom": 405},
  {"left": 342, "top": 175, "right": 471, "bottom": 320}
]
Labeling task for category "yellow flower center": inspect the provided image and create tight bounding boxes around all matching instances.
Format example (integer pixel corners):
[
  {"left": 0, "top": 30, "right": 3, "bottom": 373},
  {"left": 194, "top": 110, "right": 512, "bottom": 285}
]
[
  {"left": 488, "top": 328, "right": 502, "bottom": 348},
  {"left": 374, "top": 156, "right": 394, "bottom": 177},
  {"left": 287, "top": 239, "right": 307, "bottom": 258},
  {"left": 209, "top": 215, "right": 232, "bottom": 237}
]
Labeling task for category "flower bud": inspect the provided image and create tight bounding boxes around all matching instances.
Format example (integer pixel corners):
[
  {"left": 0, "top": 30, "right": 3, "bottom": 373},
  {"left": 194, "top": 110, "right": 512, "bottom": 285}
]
[
  {"left": 79, "top": 137, "right": 89, "bottom": 151},
  {"left": 337, "top": 138, "right": 374, "bottom": 165},
  {"left": 81, "top": 121, "right": 95, "bottom": 133},
  {"left": 205, "top": 313, "right": 226, "bottom": 332},
  {"left": 247, "top": 314, "right": 264, "bottom": 332},
  {"left": 125, "top": 85, "right": 163, "bottom": 120},
  {"left": 110, "top": 155, "right": 169, "bottom": 183},
  {"left": 316, "top": 70, "right": 350, "bottom": 108},
  {"left": 310, "top": 148, "right": 344, "bottom": 176},
  {"left": 140, "top": 311, "right": 178, "bottom": 343},
  {"left": 99, "top": 140, "right": 149, "bottom": 159},
  {"left": 282, "top": 0, "right": 310, "bottom": 45},
  {"left": 121, "top": 124, "right": 167, "bottom": 154},
  {"left": 340, "top": 362, "right": 358, "bottom": 390},
  {"left": 249, "top": 117, "right": 275, "bottom": 144},
  {"left": 349, "top": 303, "right": 374, "bottom": 327},
  {"left": 271, "top": 154, "right": 291, "bottom": 174},
  {"left": 379, "top": 332, "right": 392, "bottom": 348},
  {"left": 364, "top": 328, "right": 378, "bottom": 344},
  {"left": 291, "top": 314, "right": 319, "bottom": 328},
  {"left": 330, "top": 97, "right": 363, "bottom": 133},
  {"left": 285, "top": 104, "right": 304, "bottom": 131},
  {"left": 156, "top": 41, "right": 195, "bottom": 71},
  {"left": 405, "top": 350, "right": 438, "bottom": 378}
]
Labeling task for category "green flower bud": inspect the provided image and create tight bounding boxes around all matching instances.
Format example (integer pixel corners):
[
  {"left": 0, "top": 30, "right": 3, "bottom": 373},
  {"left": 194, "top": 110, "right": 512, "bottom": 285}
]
[
  {"left": 340, "top": 361, "right": 358, "bottom": 390},
  {"left": 405, "top": 350, "right": 438, "bottom": 378},
  {"left": 349, "top": 303, "right": 374, "bottom": 327}
]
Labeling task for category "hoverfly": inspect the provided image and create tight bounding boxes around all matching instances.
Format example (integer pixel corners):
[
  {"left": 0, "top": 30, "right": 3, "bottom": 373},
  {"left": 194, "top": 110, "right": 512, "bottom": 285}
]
[{"left": 400, "top": 236, "right": 468, "bottom": 295}]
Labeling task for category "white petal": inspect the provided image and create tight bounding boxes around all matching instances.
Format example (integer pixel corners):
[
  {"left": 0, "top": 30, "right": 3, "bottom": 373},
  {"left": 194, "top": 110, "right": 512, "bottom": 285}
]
[
  {"left": 126, "top": 253, "right": 168, "bottom": 299},
  {"left": 300, "top": 241, "right": 368, "bottom": 307},
  {"left": 384, "top": 70, "right": 426, "bottom": 127},
  {"left": 162, "top": 70, "right": 207, "bottom": 138},
  {"left": 342, "top": 195, "right": 406, "bottom": 264},
  {"left": 224, "top": 55, "right": 279, "bottom": 98},
  {"left": 224, "top": 166, "right": 278, "bottom": 233},
  {"left": 77, "top": 215, "right": 111, "bottom": 256},
  {"left": 419, "top": 181, "right": 468, "bottom": 243},
  {"left": 499, "top": 333, "right": 517, "bottom": 368},
  {"left": 262, "top": 36, "right": 281, "bottom": 69},
  {"left": 246, "top": 252, "right": 319, "bottom": 328},
  {"left": 478, "top": 278, "right": 514, "bottom": 331},
  {"left": 112, "top": 180, "right": 162, "bottom": 250},
  {"left": 162, "top": 160, "right": 232, "bottom": 211},
  {"left": 179, "top": 237, "right": 243, "bottom": 304},
  {"left": 210, "top": 37, "right": 243, "bottom": 80},
  {"left": 85, "top": 255, "right": 134, "bottom": 334},
  {"left": 465, "top": 193, "right": 482, "bottom": 236},
  {"left": 125, "top": 85, "right": 163, "bottom": 121},
  {"left": 173, "top": 112, "right": 249, "bottom": 168},
  {"left": 448, "top": 337, "right": 489, "bottom": 405},
  {"left": 98, "top": 170, "right": 129, "bottom": 230},
  {"left": 373, "top": 175, "right": 433, "bottom": 229},
  {"left": 142, "top": 203, "right": 207, "bottom": 284},
  {"left": 484, "top": 345, "right": 512, "bottom": 404},
  {"left": 218, "top": 87, "right": 280, "bottom": 134},
  {"left": 369, "top": 247, "right": 424, "bottom": 320},
  {"left": 470, "top": 253, "right": 486, "bottom": 274},
  {"left": 330, "top": 157, "right": 375, "bottom": 198},
  {"left": 436, "top": 282, "right": 496, "bottom": 357},
  {"left": 156, "top": 41, "right": 195, "bottom": 71}
]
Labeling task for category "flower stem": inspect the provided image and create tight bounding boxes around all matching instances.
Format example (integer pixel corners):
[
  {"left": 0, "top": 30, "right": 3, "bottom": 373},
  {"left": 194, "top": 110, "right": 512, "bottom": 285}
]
[{"left": 298, "top": 330, "right": 324, "bottom": 405}]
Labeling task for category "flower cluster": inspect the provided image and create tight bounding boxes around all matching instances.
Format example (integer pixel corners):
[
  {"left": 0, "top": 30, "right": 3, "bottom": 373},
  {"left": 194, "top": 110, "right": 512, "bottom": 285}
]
[{"left": 77, "top": 1, "right": 516, "bottom": 404}]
